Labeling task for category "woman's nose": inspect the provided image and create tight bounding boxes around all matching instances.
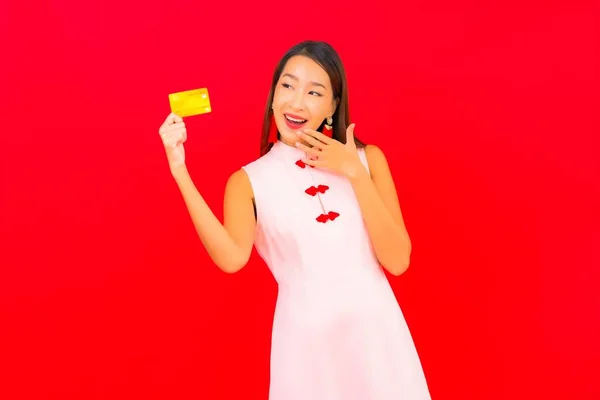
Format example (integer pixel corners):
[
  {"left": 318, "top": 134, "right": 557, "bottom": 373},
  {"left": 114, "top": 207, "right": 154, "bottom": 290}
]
[{"left": 289, "top": 91, "right": 305, "bottom": 110}]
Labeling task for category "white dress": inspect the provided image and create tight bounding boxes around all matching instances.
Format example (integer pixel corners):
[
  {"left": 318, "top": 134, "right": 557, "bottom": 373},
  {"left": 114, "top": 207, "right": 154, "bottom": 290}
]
[{"left": 242, "top": 140, "right": 432, "bottom": 400}]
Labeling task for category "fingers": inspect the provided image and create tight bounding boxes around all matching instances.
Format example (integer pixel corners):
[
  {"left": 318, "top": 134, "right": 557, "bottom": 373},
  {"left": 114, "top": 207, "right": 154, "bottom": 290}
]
[
  {"left": 160, "top": 114, "right": 184, "bottom": 135},
  {"left": 345, "top": 123, "right": 356, "bottom": 146},
  {"left": 301, "top": 128, "right": 333, "bottom": 145},
  {"left": 302, "top": 157, "right": 323, "bottom": 167},
  {"left": 160, "top": 122, "right": 186, "bottom": 134},
  {"left": 297, "top": 130, "right": 326, "bottom": 149},
  {"left": 159, "top": 116, "right": 187, "bottom": 148},
  {"left": 295, "top": 141, "right": 320, "bottom": 156},
  {"left": 163, "top": 131, "right": 186, "bottom": 148},
  {"left": 165, "top": 112, "right": 183, "bottom": 125}
]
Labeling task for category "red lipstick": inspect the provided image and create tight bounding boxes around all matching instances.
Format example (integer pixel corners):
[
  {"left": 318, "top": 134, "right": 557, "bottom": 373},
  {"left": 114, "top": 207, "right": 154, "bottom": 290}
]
[{"left": 284, "top": 113, "right": 308, "bottom": 130}]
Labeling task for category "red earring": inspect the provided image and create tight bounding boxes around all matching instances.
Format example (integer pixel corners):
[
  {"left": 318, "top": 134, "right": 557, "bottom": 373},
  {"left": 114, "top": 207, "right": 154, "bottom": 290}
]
[
  {"left": 321, "top": 116, "right": 333, "bottom": 138},
  {"left": 268, "top": 114, "right": 279, "bottom": 144}
]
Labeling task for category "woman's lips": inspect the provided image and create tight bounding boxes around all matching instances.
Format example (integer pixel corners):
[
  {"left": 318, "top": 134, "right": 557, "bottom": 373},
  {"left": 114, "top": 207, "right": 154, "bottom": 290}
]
[{"left": 284, "top": 114, "right": 308, "bottom": 130}]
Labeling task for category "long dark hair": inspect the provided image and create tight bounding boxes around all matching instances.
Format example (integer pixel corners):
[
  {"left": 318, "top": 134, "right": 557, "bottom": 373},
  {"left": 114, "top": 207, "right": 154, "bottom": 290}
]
[{"left": 260, "top": 40, "right": 366, "bottom": 156}]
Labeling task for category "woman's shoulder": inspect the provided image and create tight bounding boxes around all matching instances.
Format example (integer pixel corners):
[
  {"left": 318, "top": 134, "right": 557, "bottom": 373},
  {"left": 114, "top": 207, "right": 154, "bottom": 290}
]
[
  {"left": 363, "top": 143, "right": 389, "bottom": 163},
  {"left": 362, "top": 143, "right": 385, "bottom": 158},
  {"left": 237, "top": 150, "right": 278, "bottom": 186},
  {"left": 227, "top": 154, "right": 270, "bottom": 201},
  {"left": 360, "top": 144, "right": 389, "bottom": 178},
  {"left": 241, "top": 149, "right": 276, "bottom": 172}
]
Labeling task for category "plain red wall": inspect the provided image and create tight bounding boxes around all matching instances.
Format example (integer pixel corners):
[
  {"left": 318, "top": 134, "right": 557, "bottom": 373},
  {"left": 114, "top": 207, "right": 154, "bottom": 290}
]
[{"left": 1, "top": 0, "right": 599, "bottom": 399}]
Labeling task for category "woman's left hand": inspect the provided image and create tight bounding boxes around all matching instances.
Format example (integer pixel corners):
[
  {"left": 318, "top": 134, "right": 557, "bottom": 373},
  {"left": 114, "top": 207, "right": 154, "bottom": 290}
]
[{"left": 295, "top": 123, "right": 365, "bottom": 179}]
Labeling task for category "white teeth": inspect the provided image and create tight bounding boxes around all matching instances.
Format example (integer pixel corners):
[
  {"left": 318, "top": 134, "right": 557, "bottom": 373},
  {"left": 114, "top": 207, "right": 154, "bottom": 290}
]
[{"left": 285, "top": 115, "right": 307, "bottom": 123}]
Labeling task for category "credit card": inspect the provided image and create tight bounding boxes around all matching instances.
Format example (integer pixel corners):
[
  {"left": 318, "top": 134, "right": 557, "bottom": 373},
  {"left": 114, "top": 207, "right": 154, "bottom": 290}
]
[{"left": 168, "top": 88, "right": 212, "bottom": 117}]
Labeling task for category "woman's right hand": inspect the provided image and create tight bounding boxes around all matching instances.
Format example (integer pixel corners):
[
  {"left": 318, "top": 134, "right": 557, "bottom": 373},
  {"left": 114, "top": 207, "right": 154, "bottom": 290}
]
[{"left": 158, "top": 113, "right": 187, "bottom": 173}]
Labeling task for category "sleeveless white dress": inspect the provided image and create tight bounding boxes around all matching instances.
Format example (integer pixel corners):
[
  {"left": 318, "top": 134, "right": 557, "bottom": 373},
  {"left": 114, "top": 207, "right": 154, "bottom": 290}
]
[{"left": 242, "top": 140, "right": 431, "bottom": 400}]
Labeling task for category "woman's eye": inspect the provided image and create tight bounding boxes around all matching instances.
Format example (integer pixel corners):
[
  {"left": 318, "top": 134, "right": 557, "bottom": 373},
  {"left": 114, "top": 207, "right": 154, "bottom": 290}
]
[{"left": 280, "top": 83, "right": 321, "bottom": 96}]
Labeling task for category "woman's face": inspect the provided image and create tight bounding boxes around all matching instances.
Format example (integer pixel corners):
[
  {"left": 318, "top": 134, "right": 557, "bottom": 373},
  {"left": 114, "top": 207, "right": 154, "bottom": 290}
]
[{"left": 272, "top": 55, "right": 337, "bottom": 144}]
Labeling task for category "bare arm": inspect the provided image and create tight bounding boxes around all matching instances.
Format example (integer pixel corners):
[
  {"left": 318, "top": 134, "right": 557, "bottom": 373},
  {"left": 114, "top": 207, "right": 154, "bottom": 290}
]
[
  {"left": 348, "top": 145, "right": 411, "bottom": 276},
  {"left": 172, "top": 166, "right": 256, "bottom": 273}
]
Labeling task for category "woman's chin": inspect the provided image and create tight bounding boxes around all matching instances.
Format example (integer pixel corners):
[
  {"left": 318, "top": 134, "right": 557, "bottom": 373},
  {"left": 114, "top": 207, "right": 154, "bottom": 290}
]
[{"left": 279, "top": 132, "right": 300, "bottom": 143}]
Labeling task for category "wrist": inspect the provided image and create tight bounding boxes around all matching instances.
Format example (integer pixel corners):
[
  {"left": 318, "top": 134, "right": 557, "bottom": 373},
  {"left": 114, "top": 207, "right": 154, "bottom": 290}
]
[
  {"left": 171, "top": 165, "right": 190, "bottom": 182},
  {"left": 345, "top": 159, "right": 369, "bottom": 182}
]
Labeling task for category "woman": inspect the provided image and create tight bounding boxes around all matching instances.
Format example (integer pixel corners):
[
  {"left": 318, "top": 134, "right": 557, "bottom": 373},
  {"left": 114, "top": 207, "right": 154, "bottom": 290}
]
[{"left": 158, "top": 40, "right": 431, "bottom": 400}]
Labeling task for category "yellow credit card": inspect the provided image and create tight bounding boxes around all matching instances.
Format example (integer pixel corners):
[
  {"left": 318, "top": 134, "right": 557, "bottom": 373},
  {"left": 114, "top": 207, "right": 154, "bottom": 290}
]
[{"left": 168, "top": 88, "right": 212, "bottom": 117}]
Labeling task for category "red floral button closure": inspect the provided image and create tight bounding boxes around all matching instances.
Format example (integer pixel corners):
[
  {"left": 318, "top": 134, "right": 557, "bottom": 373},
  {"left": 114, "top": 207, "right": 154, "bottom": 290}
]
[
  {"left": 295, "top": 159, "right": 314, "bottom": 169},
  {"left": 295, "top": 158, "right": 340, "bottom": 223},
  {"left": 305, "top": 185, "right": 329, "bottom": 196},
  {"left": 316, "top": 211, "right": 340, "bottom": 223}
]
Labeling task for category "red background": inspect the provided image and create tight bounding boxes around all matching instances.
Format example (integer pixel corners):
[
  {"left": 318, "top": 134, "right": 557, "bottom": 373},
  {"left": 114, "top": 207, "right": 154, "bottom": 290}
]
[{"left": 1, "top": 0, "right": 599, "bottom": 399}]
